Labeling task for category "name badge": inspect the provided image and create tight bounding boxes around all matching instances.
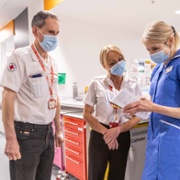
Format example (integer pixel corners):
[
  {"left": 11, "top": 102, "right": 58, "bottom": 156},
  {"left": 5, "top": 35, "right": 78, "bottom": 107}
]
[
  {"left": 166, "top": 66, "right": 173, "bottom": 73},
  {"left": 48, "top": 98, "right": 57, "bottom": 109}
]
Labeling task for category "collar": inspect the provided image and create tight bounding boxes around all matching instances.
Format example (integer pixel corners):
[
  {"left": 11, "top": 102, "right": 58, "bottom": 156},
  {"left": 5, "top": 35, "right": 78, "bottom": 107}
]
[
  {"left": 30, "top": 44, "right": 39, "bottom": 62},
  {"left": 104, "top": 74, "right": 127, "bottom": 89},
  {"left": 165, "top": 49, "right": 180, "bottom": 67}
]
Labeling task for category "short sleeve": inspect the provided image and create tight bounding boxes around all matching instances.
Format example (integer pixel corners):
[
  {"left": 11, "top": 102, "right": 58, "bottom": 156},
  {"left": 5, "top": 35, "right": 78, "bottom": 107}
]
[
  {"left": 83, "top": 80, "right": 97, "bottom": 107},
  {"left": 0, "top": 52, "right": 26, "bottom": 92}
]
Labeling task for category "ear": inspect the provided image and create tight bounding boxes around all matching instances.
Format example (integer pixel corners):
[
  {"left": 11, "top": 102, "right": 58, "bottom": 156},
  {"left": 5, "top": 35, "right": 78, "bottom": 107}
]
[
  {"left": 166, "top": 36, "right": 174, "bottom": 47},
  {"left": 32, "top": 26, "right": 38, "bottom": 37}
]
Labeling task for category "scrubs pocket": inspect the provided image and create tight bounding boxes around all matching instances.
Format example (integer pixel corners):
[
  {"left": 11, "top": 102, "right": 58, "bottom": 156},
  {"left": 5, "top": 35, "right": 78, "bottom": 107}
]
[
  {"left": 158, "top": 120, "right": 180, "bottom": 179},
  {"left": 30, "top": 76, "right": 49, "bottom": 98}
]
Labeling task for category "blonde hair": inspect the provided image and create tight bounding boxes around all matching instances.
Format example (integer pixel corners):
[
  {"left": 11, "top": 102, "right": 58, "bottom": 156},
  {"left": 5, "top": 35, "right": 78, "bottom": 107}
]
[
  {"left": 142, "top": 21, "right": 180, "bottom": 50},
  {"left": 99, "top": 45, "right": 125, "bottom": 67}
]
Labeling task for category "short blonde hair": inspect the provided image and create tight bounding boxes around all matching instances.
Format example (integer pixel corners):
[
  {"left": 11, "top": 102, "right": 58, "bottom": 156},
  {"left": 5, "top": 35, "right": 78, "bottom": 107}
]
[
  {"left": 142, "top": 21, "right": 180, "bottom": 49},
  {"left": 99, "top": 45, "right": 125, "bottom": 67}
]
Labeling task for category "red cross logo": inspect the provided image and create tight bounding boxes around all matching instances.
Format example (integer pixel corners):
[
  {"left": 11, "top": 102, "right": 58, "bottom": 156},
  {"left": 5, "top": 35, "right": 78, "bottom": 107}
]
[{"left": 7, "top": 63, "right": 17, "bottom": 72}]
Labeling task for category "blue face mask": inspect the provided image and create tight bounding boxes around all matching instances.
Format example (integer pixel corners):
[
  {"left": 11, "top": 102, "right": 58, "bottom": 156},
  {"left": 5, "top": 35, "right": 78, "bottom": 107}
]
[
  {"left": 110, "top": 60, "right": 126, "bottom": 76},
  {"left": 38, "top": 30, "right": 58, "bottom": 52},
  {"left": 150, "top": 49, "right": 170, "bottom": 64}
]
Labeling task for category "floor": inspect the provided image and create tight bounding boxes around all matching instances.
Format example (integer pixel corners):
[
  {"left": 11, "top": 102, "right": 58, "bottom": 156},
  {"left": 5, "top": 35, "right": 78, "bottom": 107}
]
[{"left": 0, "top": 131, "right": 78, "bottom": 180}]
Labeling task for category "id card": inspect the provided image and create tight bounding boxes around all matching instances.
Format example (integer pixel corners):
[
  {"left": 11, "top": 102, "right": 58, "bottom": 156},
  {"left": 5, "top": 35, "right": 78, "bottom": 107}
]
[
  {"left": 109, "top": 114, "right": 119, "bottom": 128},
  {"left": 48, "top": 99, "right": 57, "bottom": 109}
]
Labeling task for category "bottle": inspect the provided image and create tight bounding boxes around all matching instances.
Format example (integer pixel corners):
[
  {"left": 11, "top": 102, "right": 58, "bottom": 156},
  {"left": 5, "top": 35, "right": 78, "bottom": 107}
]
[{"left": 73, "top": 82, "right": 78, "bottom": 99}]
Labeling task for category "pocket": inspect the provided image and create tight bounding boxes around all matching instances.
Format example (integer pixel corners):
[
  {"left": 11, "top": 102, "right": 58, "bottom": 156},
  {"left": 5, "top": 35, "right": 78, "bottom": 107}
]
[
  {"left": 29, "top": 76, "right": 49, "bottom": 98},
  {"left": 158, "top": 120, "right": 180, "bottom": 175},
  {"left": 161, "top": 120, "right": 180, "bottom": 130},
  {"left": 16, "top": 128, "right": 32, "bottom": 140},
  {"left": 96, "top": 91, "right": 109, "bottom": 104}
]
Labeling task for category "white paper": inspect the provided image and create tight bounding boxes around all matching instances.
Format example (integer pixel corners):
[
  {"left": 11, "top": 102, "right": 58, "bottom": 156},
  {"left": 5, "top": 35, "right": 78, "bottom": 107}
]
[{"left": 110, "top": 88, "right": 150, "bottom": 120}]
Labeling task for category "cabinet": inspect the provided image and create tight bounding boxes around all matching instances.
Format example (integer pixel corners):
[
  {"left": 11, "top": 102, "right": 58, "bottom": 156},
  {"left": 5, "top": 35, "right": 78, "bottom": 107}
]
[
  {"left": 63, "top": 115, "right": 87, "bottom": 180},
  {"left": 125, "top": 123, "right": 148, "bottom": 180}
]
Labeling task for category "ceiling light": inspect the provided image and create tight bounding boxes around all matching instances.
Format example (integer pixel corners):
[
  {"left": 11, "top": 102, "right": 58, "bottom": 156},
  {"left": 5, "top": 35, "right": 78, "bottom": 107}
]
[{"left": 175, "top": 10, "right": 180, "bottom": 14}]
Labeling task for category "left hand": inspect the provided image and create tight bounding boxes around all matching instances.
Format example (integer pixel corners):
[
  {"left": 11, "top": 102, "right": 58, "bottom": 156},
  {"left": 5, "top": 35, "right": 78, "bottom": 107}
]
[
  {"left": 123, "top": 97, "right": 154, "bottom": 114},
  {"left": 55, "top": 132, "right": 64, "bottom": 147}
]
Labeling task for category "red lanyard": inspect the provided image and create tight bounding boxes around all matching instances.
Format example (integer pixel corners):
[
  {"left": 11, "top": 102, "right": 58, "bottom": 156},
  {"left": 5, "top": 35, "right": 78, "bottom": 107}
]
[
  {"left": 109, "top": 85, "right": 118, "bottom": 112},
  {"left": 31, "top": 44, "right": 54, "bottom": 96}
]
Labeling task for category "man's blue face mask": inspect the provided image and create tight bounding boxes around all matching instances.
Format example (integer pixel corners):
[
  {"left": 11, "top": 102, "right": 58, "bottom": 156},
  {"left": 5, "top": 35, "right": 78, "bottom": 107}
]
[
  {"left": 110, "top": 60, "right": 126, "bottom": 76},
  {"left": 38, "top": 29, "right": 58, "bottom": 52}
]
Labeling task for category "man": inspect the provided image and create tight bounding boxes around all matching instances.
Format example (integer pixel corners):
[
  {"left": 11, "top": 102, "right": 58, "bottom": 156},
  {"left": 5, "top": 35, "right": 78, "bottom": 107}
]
[{"left": 0, "top": 10, "right": 63, "bottom": 180}]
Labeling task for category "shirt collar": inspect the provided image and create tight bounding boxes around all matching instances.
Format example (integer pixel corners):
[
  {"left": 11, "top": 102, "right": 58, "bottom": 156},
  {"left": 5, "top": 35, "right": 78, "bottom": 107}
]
[{"left": 104, "top": 74, "right": 127, "bottom": 89}]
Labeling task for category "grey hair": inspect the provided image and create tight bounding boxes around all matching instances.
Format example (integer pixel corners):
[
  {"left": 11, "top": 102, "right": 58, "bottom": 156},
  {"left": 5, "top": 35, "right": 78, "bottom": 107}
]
[{"left": 31, "top": 10, "right": 59, "bottom": 28}]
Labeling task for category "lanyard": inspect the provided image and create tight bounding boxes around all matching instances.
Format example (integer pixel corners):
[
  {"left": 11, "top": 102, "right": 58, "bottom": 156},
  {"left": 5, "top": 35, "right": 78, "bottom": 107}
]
[
  {"left": 31, "top": 44, "right": 54, "bottom": 96},
  {"left": 109, "top": 85, "right": 119, "bottom": 111}
]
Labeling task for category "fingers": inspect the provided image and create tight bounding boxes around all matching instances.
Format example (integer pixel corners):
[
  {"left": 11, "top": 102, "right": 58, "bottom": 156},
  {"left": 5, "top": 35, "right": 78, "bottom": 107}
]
[
  {"left": 55, "top": 133, "right": 64, "bottom": 147},
  {"left": 6, "top": 152, "right": 21, "bottom": 161},
  {"left": 124, "top": 101, "right": 138, "bottom": 110},
  {"left": 107, "top": 139, "right": 119, "bottom": 150}
]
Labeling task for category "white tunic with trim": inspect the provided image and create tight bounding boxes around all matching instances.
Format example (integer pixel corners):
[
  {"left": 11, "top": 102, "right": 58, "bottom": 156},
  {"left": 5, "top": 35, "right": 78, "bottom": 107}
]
[
  {"left": 83, "top": 75, "right": 142, "bottom": 125},
  {"left": 0, "top": 45, "right": 58, "bottom": 124}
]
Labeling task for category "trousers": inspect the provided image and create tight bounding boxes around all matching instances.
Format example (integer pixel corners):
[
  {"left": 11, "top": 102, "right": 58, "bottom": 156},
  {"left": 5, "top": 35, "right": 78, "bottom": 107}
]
[
  {"left": 10, "top": 121, "right": 54, "bottom": 180},
  {"left": 88, "top": 125, "right": 130, "bottom": 180}
]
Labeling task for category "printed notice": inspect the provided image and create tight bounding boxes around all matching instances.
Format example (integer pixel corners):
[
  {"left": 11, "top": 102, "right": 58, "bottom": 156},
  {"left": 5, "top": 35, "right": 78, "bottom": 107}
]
[{"left": 110, "top": 88, "right": 150, "bottom": 119}]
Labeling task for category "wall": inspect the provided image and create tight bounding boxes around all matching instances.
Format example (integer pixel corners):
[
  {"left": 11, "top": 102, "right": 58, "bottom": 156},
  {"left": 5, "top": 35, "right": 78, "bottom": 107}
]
[
  {"left": 49, "top": 14, "right": 149, "bottom": 97},
  {"left": 0, "top": 0, "right": 150, "bottom": 100},
  {"left": 28, "top": 0, "right": 44, "bottom": 44},
  {"left": 14, "top": 8, "right": 29, "bottom": 48}
]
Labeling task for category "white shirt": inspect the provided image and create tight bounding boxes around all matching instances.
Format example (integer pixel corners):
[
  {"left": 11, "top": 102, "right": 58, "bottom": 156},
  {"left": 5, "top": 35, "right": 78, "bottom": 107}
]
[
  {"left": 0, "top": 45, "right": 58, "bottom": 124},
  {"left": 83, "top": 75, "right": 142, "bottom": 125}
]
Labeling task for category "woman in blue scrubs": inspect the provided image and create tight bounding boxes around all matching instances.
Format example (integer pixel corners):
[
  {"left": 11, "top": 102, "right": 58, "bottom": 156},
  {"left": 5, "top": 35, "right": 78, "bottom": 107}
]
[{"left": 124, "top": 21, "right": 180, "bottom": 180}]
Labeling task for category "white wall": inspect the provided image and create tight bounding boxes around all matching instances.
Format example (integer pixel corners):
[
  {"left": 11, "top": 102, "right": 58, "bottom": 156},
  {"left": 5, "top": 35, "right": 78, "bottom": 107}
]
[
  {"left": 50, "top": 14, "right": 149, "bottom": 97},
  {"left": 28, "top": 0, "right": 44, "bottom": 45},
  {"left": 0, "top": 1, "right": 151, "bottom": 100}
]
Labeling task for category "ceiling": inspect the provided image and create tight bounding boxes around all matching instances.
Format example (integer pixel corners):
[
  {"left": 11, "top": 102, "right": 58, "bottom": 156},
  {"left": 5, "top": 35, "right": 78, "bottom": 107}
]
[{"left": 0, "top": 0, "right": 180, "bottom": 36}]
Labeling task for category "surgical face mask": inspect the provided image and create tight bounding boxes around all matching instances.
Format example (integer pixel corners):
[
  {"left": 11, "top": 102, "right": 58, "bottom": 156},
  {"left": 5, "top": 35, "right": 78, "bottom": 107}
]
[
  {"left": 38, "top": 30, "right": 58, "bottom": 52},
  {"left": 150, "top": 49, "right": 170, "bottom": 64},
  {"left": 110, "top": 60, "right": 126, "bottom": 76}
]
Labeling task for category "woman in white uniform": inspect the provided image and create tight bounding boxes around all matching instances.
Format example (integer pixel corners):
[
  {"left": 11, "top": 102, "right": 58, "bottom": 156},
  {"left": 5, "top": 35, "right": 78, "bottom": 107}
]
[{"left": 83, "top": 45, "right": 141, "bottom": 180}]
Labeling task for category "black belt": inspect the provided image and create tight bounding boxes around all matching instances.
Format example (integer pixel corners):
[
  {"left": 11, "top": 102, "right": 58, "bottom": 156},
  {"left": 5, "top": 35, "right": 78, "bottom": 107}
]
[{"left": 14, "top": 121, "right": 52, "bottom": 129}]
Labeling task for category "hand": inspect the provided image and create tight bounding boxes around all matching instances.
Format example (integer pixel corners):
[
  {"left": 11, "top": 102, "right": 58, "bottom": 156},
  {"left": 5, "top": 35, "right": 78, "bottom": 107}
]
[
  {"left": 103, "top": 127, "right": 120, "bottom": 145},
  {"left": 55, "top": 132, "right": 64, "bottom": 147},
  {"left": 5, "top": 138, "right": 21, "bottom": 161},
  {"left": 107, "top": 139, "right": 119, "bottom": 150},
  {"left": 123, "top": 97, "right": 154, "bottom": 115}
]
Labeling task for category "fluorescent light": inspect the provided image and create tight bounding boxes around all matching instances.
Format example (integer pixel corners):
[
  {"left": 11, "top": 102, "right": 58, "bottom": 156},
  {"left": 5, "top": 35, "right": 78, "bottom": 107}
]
[{"left": 175, "top": 10, "right": 180, "bottom": 14}]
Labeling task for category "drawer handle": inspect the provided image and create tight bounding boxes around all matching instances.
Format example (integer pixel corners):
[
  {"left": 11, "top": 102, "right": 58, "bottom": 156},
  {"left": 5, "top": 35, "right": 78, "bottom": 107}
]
[
  {"left": 65, "top": 147, "right": 80, "bottom": 155},
  {"left": 65, "top": 130, "right": 79, "bottom": 136},
  {"left": 65, "top": 156, "right": 80, "bottom": 165},
  {"left": 65, "top": 138, "right": 79, "bottom": 145},
  {"left": 65, "top": 121, "right": 78, "bottom": 126}
]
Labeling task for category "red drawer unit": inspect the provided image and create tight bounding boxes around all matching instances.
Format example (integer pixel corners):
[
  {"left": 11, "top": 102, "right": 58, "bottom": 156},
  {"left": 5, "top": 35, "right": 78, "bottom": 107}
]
[{"left": 63, "top": 115, "right": 87, "bottom": 180}]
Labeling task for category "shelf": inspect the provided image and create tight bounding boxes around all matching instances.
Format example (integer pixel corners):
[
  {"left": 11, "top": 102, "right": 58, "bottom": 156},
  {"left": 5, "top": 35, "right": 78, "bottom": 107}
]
[{"left": 60, "top": 97, "right": 84, "bottom": 109}]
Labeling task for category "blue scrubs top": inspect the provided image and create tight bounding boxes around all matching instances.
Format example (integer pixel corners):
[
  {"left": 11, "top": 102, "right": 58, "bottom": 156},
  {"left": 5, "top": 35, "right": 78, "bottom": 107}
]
[{"left": 142, "top": 49, "right": 180, "bottom": 180}]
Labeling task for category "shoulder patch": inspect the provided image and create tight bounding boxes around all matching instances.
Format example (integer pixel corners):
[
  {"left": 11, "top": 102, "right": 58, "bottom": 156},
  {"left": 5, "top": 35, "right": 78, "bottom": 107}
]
[{"left": 7, "top": 63, "right": 17, "bottom": 72}]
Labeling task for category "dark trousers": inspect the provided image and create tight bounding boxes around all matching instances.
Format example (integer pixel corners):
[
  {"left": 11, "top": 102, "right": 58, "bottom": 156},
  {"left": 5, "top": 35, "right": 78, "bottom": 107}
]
[
  {"left": 10, "top": 122, "right": 54, "bottom": 180},
  {"left": 88, "top": 127, "right": 130, "bottom": 180}
]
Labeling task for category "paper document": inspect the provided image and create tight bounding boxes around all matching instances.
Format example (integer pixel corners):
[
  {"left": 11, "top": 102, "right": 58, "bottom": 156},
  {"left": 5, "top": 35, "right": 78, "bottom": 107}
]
[{"left": 110, "top": 88, "right": 150, "bottom": 120}]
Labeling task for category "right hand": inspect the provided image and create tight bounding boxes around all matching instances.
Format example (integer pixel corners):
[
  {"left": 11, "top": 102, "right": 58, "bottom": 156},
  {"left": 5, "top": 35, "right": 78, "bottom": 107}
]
[
  {"left": 107, "top": 139, "right": 119, "bottom": 150},
  {"left": 5, "top": 138, "right": 21, "bottom": 161}
]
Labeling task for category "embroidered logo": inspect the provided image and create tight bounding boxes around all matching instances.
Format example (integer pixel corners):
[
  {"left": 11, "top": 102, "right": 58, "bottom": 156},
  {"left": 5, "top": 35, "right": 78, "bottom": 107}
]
[{"left": 7, "top": 63, "right": 17, "bottom": 72}]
